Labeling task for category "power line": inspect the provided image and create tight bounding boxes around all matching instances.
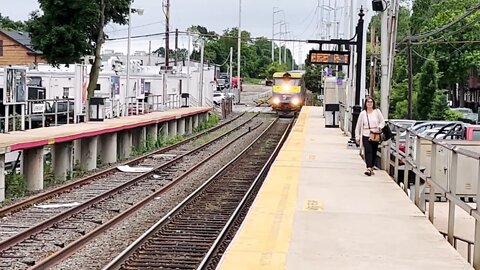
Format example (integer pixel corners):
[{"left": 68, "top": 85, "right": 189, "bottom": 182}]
[
  {"left": 106, "top": 31, "right": 309, "bottom": 43},
  {"left": 408, "top": 2, "right": 480, "bottom": 41},
  {"left": 105, "top": 21, "right": 166, "bottom": 34},
  {"left": 412, "top": 40, "right": 480, "bottom": 45}
]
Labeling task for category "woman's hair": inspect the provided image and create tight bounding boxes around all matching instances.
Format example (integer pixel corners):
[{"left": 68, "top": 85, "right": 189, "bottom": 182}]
[{"left": 363, "top": 96, "right": 376, "bottom": 110}]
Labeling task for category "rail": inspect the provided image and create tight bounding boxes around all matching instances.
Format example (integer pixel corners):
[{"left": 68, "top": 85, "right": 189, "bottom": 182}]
[
  {"left": 31, "top": 113, "right": 262, "bottom": 269},
  {"left": 102, "top": 117, "right": 290, "bottom": 270},
  {"left": 384, "top": 121, "right": 480, "bottom": 268}
]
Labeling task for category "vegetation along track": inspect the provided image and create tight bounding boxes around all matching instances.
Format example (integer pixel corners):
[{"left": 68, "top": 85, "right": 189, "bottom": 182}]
[
  {"left": 101, "top": 118, "right": 293, "bottom": 270},
  {"left": 0, "top": 112, "right": 265, "bottom": 269}
]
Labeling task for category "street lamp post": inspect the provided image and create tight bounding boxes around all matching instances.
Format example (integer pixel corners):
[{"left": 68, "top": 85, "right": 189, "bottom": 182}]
[{"left": 126, "top": 7, "right": 144, "bottom": 116}]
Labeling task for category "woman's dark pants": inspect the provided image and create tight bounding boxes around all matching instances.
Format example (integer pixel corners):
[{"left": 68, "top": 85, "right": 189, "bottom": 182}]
[{"left": 362, "top": 136, "right": 379, "bottom": 168}]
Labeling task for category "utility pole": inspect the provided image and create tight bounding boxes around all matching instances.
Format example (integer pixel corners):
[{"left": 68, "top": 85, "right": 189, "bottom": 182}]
[
  {"left": 229, "top": 47, "right": 233, "bottom": 87},
  {"left": 380, "top": 8, "right": 389, "bottom": 117},
  {"left": 292, "top": 41, "right": 295, "bottom": 70},
  {"left": 238, "top": 0, "right": 242, "bottom": 104},
  {"left": 199, "top": 40, "right": 205, "bottom": 106},
  {"left": 148, "top": 40, "right": 152, "bottom": 66},
  {"left": 174, "top": 28, "right": 178, "bottom": 66},
  {"left": 407, "top": 39, "right": 414, "bottom": 120},
  {"left": 279, "top": 21, "right": 285, "bottom": 65},
  {"left": 186, "top": 31, "right": 191, "bottom": 95},
  {"left": 165, "top": 0, "right": 170, "bottom": 68},
  {"left": 369, "top": 25, "right": 376, "bottom": 97}
]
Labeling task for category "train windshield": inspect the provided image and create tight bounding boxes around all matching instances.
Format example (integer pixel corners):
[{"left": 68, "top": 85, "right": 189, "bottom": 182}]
[{"left": 274, "top": 78, "right": 301, "bottom": 86}]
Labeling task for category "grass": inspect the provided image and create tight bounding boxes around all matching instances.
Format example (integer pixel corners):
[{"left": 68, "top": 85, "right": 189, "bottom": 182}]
[
  {"left": 243, "top": 78, "right": 264, "bottom": 85},
  {"left": 5, "top": 173, "right": 26, "bottom": 199}
]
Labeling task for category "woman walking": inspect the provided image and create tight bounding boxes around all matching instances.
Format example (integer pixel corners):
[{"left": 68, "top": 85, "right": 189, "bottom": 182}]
[{"left": 355, "top": 97, "right": 386, "bottom": 176}]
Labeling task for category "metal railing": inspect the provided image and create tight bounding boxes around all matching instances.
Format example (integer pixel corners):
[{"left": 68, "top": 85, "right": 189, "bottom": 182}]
[
  {"left": 0, "top": 98, "right": 75, "bottom": 133},
  {"left": 383, "top": 122, "right": 480, "bottom": 267}
]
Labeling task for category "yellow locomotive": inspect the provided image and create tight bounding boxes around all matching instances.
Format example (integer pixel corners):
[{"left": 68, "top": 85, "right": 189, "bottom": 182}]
[{"left": 270, "top": 71, "right": 306, "bottom": 113}]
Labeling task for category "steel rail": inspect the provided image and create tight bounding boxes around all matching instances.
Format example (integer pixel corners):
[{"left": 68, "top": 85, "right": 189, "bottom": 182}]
[
  {"left": 0, "top": 112, "right": 247, "bottom": 218},
  {"left": 31, "top": 119, "right": 268, "bottom": 270},
  {"left": 197, "top": 117, "right": 294, "bottom": 269},
  {"left": 101, "top": 118, "right": 283, "bottom": 270},
  {"left": 0, "top": 113, "right": 259, "bottom": 253}
]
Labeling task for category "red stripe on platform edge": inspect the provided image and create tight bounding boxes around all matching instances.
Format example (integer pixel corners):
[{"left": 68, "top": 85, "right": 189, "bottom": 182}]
[
  {"left": 10, "top": 140, "right": 50, "bottom": 151},
  {"left": 181, "top": 108, "right": 212, "bottom": 117},
  {"left": 8, "top": 110, "right": 209, "bottom": 151}
]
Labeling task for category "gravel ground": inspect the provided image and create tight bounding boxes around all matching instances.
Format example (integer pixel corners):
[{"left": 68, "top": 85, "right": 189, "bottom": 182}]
[
  {"left": 52, "top": 115, "right": 275, "bottom": 270},
  {"left": 0, "top": 113, "right": 241, "bottom": 209},
  {"left": 0, "top": 113, "right": 266, "bottom": 270}
]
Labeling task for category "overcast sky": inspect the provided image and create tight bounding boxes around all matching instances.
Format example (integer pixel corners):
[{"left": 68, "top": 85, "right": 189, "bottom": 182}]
[{"left": 2, "top": 0, "right": 375, "bottom": 63}]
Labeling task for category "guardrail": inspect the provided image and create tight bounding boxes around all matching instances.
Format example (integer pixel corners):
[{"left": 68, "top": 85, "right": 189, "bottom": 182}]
[
  {"left": 0, "top": 98, "right": 75, "bottom": 133},
  {"left": 383, "top": 122, "right": 480, "bottom": 268}
]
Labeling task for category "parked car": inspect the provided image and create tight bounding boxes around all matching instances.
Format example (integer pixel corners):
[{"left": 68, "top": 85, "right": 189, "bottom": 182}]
[
  {"left": 213, "top": 92, "right": 226, "bottom": 105},
  {"left": 388, "top": 119, "right": 423, "bottom": 137},
  {"left": 451, "top": 107, "right": 473, "bottom": 116}
]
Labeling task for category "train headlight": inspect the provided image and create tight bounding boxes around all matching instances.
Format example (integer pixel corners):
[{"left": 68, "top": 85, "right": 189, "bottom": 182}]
[
  {"left": 281, "top": 84, "right": 291, "bottom": 92},
  {"left": 272, "top": 97, "right": 281, "bottom": 105},
  {"left": 291, "top": 97, "right": 301, "bottom": 106}
]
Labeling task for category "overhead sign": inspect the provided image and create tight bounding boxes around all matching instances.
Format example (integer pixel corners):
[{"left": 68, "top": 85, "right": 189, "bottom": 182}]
[
  {"left": 4, "top": 67, "right": 27, "bottom": 105},
  {"left": 309, "top": 50, "right": 350, "bottom": 65}
]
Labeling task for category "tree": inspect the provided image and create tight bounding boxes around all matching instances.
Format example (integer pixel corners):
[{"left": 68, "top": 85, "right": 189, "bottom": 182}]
[
  {"left": 409, "top": 0, "right": 480, "bottom": 106},
  {"left": 416, "top": 56, "right": 440, "bottom": 120},
  {"left": 27, "top": 0, "right": 131, "bottom": 97},
  {"left": 304, "top": 64, "right": 323, "bottom": 93},
  {"left": 0, "top": 13, "right": 26, "bottom": 31},
  {"left": 265, "top": 62, "right": 288, "bottom": 79},
  {"left": 428, "top": 90, "right": 449, "bottom": 120}
]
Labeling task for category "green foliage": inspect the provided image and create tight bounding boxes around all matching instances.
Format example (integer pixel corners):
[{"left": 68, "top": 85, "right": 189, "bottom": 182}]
[
  {"left": 186, "top": 26, "right": 294, "bottom": 78},
  {"left": 73, "top": 160, "right": 87, "bottom": 178},
  {"left": 5, "top": 173, "right": 26, "bottom": 198},
  {"left": 444, "top": 109, "right": 464, "bottom": 121},
  {"left": 0, "top": 13, "right": 26, "bottom": 31},
  {"left": 410, "top": 0, "right": 480, "bottom": 102},
  {"left": 27, "top": 0, "right": 132, "bottom": 97},
  {"left": 243, "top": 78, "right": 264, "bottom": 85},
  {"left": 416, "top": 56, "right": 440, "bottom": 120},
  {"left": 265, "top": 62, "right": 288, "bottom": 79},
  {"left": 304, "top": 64, "right": 323, "bottom": 93},
  {"left": 193, "top": 113, "right": 220, "bottom": 133},
  {"left": 428, "top": 90, "right": 450, "bottom": 120}
]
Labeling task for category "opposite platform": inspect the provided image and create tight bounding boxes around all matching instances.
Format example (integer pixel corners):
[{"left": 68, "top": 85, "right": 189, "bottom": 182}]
[
  {"left": 218, "top": 106, "right": 472, "bottom": 270},
  {"left": 0, "top": 107, "right": 210, "bottom": 154}
]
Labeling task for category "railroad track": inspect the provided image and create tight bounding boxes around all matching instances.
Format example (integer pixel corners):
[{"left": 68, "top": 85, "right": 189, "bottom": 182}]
[
  {"left": 0, "top": 112, "right": 271, "bottom": 269},
  {"left": 101, "top": 118, "right": 293, "bottom": 270},
  {"left": 0, "top": 113, "right": 249, "bottom": 219}
]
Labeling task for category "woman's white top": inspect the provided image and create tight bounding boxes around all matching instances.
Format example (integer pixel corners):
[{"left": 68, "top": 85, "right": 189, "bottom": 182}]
[{"left": 355, "top": 109, "right": 386, "bottom": 139}]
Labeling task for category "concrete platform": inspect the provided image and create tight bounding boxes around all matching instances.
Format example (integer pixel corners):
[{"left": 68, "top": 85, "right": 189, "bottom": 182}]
[
  {"left": 217, "top": 106, "right": 472, "bottom": 270},
  {"left": 0, "top": 107, "right": 209, "bottom": 154}
]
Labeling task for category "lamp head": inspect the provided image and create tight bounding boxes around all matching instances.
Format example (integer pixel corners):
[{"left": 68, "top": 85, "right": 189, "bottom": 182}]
[{"left": 372, "top": 0, "right": 385, "bottom": 12}]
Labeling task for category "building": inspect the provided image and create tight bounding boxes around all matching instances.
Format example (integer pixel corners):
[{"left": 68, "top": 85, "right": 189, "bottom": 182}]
[
  {"left": 0, "top": 30, "right": 44, "bottom": 67},
  {"left": 465, "top": 66, "right": 480, "bottom": 111}
]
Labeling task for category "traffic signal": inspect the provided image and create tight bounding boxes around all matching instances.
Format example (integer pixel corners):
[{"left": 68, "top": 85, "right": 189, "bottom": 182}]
[{"left": 372, "top": 0, "right": 385, "bottom": 12}]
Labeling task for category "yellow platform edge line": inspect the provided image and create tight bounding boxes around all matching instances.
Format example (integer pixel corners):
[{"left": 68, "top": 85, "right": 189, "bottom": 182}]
[{"left": 217, "top": 107, "right": 310, "bottom": 270}]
